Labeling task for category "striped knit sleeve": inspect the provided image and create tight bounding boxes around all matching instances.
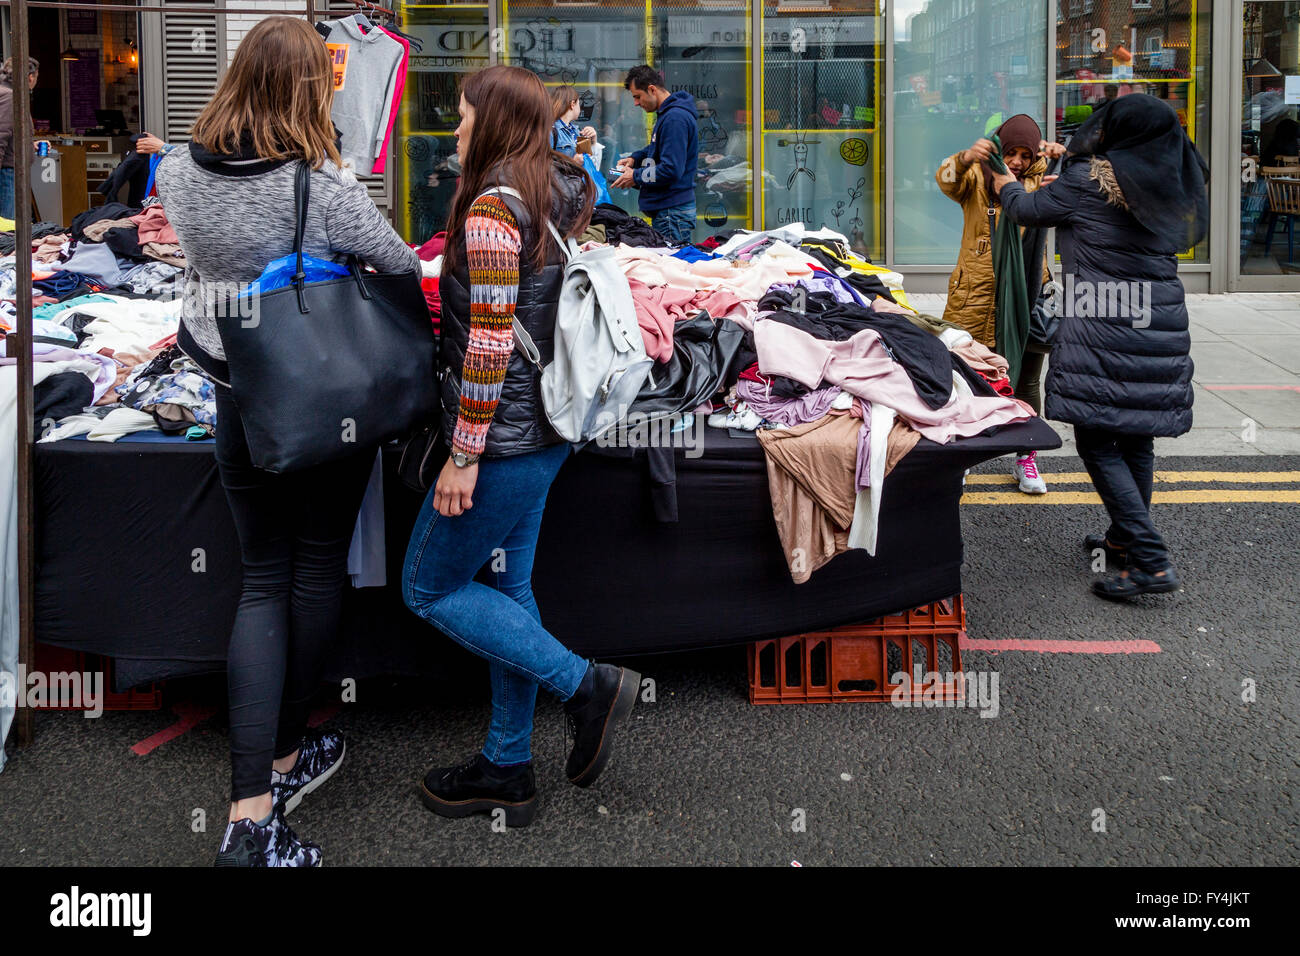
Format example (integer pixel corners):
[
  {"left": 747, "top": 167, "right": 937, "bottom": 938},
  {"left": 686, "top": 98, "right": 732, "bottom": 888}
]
[{"left": 452, "top": 194, "right": 521, "bottom": 457}]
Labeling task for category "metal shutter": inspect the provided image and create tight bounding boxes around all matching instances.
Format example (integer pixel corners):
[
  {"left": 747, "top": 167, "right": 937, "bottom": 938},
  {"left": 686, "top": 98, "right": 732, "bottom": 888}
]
[{"left": 160, "top": 0, "right": 223, "bottom": 144}]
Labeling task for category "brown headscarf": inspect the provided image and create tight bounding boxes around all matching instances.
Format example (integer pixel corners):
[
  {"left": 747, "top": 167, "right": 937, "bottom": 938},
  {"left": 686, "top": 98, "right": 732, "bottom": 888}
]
[{"left": 983, "top": 113, "right": 1042, "bottom": 203}]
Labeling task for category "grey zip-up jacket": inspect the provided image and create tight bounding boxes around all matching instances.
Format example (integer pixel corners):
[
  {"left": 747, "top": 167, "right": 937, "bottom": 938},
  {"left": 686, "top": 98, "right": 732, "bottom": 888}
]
[{"left": 155, "top": 141, "right": 418, "bottom": 376}]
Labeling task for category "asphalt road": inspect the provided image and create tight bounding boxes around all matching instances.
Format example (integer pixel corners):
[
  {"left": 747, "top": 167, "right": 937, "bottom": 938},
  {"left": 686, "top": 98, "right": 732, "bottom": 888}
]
[{"left": 2, "top": 455, "right": 1296, "bottom": 866}]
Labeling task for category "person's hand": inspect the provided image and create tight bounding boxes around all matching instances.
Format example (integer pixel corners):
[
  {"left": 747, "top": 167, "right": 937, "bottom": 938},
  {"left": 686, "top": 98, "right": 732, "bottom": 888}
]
[
  {"left": 1038, "top": 139, "right": 1066, "bottom": 160},
  {"left": 1040, "top": 174, "right": 1059, "bottom": 186},
  {"left": 611, "top": 169, "right": 635, "bottom": 189},
  {"left": 136, "top": 133, "right": 166, "bottom": 155},
  {"left": 579, "top": 126, "right": 597, "bottom": 140},
  {"left": 433, "top": 457, "right": 478, "bottom": 516},
  {"left": 615, "top": 156, "right": 633, "bottom": 171},
  {"left": 991, "top": 169, "right": 1017, "bottom": 195},
  {"left": 962, "top": 138, "right": 996, "bottom": 166}
]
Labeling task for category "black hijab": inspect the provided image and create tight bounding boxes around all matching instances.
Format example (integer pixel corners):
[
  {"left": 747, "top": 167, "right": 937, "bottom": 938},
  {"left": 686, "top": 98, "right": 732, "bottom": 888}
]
[
  {"left": 1066, "top": 93, "right": 1209, "bottom": 248},
  {"left": 982, "top": 113, "right": 1043, "bottom": 204}
]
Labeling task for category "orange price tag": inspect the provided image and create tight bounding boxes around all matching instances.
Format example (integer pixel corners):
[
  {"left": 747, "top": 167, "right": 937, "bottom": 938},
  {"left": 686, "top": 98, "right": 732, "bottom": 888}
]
[{"left": 326, "top": 43, "right": 349, "bottom": 92}]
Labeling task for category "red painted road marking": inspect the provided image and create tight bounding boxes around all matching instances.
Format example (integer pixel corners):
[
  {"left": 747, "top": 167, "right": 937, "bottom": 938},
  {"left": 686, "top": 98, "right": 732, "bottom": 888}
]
[
  {"left": 131, "top": 701, "right": 217, "bottom": 756},
  {"left": 959, "top": 636, "right": 1162, "bottom": 654},
  {"left": 307, "top": 701, "right": 342, "bottom": 727},
  {"left": 1205, "top": 384, "right": 1300, "bottom": 393}
]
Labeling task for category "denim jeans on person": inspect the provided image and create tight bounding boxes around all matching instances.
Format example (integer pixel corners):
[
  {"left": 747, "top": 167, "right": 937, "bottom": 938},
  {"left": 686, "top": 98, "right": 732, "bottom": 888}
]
[
  {"left": 1074, "top": 424, "right": 1170, "bottom": 573},
  {"left": 651, "top": 203, "right": 696, "bottom": 245},
  {"left": 402, "top": 441, "right": 589, "bottom": 767},
  {"left": 0, "top": 167, "right": 15, "bottom": 220},
  {"left": 214, "top": 384, "right": 376, "bottom": 800}
]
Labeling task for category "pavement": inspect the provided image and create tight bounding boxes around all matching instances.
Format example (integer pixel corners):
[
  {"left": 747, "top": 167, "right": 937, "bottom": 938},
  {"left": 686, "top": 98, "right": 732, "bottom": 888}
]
[
  {"left": 907, "top": 292, "right": 1300, "bottom": 456},
  {"left": 0, "top": 296, "right": 1296, "bottom": 867}
]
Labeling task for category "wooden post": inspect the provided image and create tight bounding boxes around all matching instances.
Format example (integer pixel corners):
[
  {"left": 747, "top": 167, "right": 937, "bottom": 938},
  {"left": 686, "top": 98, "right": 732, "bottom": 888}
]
[{"left": 12, "top": 0, "right": 37, "bottom": 748}]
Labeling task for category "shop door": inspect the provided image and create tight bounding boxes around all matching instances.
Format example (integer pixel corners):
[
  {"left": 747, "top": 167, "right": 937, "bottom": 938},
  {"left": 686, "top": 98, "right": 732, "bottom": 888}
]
[{"left": 1236, "top": 0, "right": 1300, "bottom": 289}]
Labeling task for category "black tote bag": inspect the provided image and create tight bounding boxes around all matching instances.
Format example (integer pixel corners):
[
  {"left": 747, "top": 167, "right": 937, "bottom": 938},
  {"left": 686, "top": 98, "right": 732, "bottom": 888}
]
[{"left": 215, "top": 163, "right": 437, "bottom": 473}]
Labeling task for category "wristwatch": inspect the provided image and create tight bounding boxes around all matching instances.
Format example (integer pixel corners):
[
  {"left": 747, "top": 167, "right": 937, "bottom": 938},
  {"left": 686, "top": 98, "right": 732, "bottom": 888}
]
[{"left": 451, "top": 450, "right": 480, "bottom": 468}]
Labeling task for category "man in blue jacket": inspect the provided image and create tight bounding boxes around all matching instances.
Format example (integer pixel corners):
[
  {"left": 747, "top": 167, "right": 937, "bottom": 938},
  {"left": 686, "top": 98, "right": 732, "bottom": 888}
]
[{"left": 612, "top": 65, "right": 698, "bottom": 243}]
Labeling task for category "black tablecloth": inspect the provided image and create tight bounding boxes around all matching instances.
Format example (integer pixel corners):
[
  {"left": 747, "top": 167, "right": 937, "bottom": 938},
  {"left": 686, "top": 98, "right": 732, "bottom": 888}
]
[{"left": 35, "top": 419, "right": 1060, "bottom": 687}]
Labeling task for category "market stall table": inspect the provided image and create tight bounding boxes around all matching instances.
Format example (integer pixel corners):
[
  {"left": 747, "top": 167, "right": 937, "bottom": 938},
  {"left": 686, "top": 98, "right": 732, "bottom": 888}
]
[{"left": 34, "top": 419, "right": 1060, "bottom": 689}]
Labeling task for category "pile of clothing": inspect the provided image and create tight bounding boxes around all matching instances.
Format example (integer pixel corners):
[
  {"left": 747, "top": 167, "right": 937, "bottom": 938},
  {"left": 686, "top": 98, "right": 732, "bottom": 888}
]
[
  {"left": 579, "top": 219, "right": 1035, "bottom": 583},
  {"left": 0, "top": 201, "right": 213, "bottom": 442}
]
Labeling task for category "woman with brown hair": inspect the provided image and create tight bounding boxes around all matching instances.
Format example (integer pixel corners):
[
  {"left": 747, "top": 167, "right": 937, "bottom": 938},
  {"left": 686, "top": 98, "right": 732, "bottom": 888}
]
[
  {"left": 548, "top": 83, "right": 596, "bottom": 157},
  {"left": 402, "top": 65, "right": 640, "bottom": 827},
  {"left": 155, "top": 16, "right": 419, "bottom": 866}
]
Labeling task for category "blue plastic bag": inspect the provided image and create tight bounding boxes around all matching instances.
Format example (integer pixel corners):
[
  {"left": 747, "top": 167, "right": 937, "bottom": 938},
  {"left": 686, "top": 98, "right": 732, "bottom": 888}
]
[
  {"left": 242, "top": 253, "right": 350, "bottom": 297},
  {"left": 583, "top": 153, "right": 613, "bottom": 207}
]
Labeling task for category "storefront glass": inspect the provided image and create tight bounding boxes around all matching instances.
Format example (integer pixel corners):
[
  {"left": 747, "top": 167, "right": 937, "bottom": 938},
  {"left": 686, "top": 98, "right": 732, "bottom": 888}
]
[
  {"left": 1055, "top": 0, "right": 1213, "bottom": 261},
  {"left": 388, "top": 1, "right": 1216, "bottom": 275},
  {"left": 1240, "top": 0, "right": 1300, "bottom": 278},
  {"left": 762, "top": 1, "right": 882, "bottom": 260},
  {"left": 504, "top": 1, "right": 752, "bottom": 237},
  {"left": 393, "top": 2, "right": 491, "bottom": 243},
  {"left": 893, "top": 0, "right": 1048, "bottom": 264}
]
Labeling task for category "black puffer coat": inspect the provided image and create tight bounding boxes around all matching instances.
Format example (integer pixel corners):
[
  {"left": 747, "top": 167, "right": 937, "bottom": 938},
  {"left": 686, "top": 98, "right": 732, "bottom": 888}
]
[
  {"left": 999, "top": 156, "right": 1194, "bottom": 437},
  {"left": 440, "top": 157, "right": 591, "bottom": 457}
]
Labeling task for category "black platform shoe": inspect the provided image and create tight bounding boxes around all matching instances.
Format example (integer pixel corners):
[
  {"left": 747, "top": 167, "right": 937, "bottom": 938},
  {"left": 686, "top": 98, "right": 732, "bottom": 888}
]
[
  {"left": 419, "top": 754, "right": 538, "bottom": 827},
  {"left": 563, "top": 663, "right": 641, "bottom": 788}
]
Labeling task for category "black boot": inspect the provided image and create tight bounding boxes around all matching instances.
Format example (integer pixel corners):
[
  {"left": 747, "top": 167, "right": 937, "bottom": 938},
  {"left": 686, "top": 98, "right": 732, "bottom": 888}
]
[
  {"left": 1083, "top": 533, "right": 1129, "bottom": 569},
  {"left": 419, "top": 754, "right": 538, "bottom": 827},
  {"left": 563, "top": 663, "right": 640, "bottom": 788},
  {"left": 1091, "top": 566, "right": 1180, "bottom": 601}
]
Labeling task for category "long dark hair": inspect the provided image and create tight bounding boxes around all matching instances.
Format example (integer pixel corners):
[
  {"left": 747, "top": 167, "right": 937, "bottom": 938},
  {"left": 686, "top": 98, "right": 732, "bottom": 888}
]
[{"left": 444, "top": 66, "right": 593, "bottom": 274}]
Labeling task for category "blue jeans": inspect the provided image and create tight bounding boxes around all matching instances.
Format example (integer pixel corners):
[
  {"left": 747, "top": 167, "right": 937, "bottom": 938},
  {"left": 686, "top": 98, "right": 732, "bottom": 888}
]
[
  {"left": 651, "top": 203, "right": 696, "bottom": 244},
  {"left": 402, "top": 441, "right": 588, "bottom": 766},
  {"left": 0, "top": 167, "right": 15, "bottom": 221}
]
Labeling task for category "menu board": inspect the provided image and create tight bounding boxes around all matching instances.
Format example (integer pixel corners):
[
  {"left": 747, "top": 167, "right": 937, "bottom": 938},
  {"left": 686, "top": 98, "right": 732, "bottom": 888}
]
[
  {"left": 67, "top": 54, "right": 101, "bottom": 131},
  {"left": 66, "top": 9, "right": 98, "bottom": 35}
]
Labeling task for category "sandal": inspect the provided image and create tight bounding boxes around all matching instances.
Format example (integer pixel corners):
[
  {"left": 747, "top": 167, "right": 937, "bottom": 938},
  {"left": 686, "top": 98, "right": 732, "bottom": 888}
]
[{"left": 1091, "top": 567, "right": 1180, "bottom": 601}]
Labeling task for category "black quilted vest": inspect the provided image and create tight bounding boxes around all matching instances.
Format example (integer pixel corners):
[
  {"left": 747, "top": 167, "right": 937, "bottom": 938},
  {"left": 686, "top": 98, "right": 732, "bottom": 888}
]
[{"left": 439, "top": 158, "right": 590, "bottom": 457}]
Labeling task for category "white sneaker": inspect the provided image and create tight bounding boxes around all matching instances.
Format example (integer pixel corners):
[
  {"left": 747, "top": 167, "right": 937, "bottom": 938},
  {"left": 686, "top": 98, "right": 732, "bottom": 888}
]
[{"left": 1013, "top": 452, "right": 1047, "bottom": 494}]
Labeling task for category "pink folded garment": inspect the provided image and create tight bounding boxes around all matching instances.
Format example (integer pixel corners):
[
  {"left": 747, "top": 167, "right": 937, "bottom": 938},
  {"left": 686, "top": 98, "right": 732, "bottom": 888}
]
[
  {"left": 130, "top": 206, "right": 179, "bottom": 245},
  {"left": 754, "top": 320, "right": 1034, "bottom": 445},
  {"left": 628, "top": 280, "right": 755, "bottom": 362}
]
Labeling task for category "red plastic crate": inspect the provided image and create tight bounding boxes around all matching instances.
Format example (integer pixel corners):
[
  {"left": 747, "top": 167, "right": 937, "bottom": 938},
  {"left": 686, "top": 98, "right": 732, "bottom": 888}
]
[
  {"left": 30, "top": 644, "right": 163, "bottom": 711},
  {"left": 748, "top": 597, "right": 966, "bottom": 705}
]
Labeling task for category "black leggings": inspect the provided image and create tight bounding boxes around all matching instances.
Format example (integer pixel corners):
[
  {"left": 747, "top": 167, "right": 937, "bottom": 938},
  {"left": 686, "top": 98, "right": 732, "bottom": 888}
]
[
  {"left": 1015, "top": 344, "right": 1048, "bottom": 417},
  {"left": 215, "top": 386, "right": 375, "bottom": 801},
  {"left": 1074, "top": 425, "right": 1170, "bottom": 573}
]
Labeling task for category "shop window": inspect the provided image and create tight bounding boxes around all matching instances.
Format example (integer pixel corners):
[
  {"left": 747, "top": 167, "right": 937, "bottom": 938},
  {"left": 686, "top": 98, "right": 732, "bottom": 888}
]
[
  {"left": 762, "top": 1, "right": 882, "bottom": 260},
  {"left": 1055, "top": 0, "right": 1212, "bottom": 262},
  {"left": 892, "top": 0, "right": 1047, "bottom": 264},
  {"left": 391, "top": 2, "right": 492, "bottom": 243}
]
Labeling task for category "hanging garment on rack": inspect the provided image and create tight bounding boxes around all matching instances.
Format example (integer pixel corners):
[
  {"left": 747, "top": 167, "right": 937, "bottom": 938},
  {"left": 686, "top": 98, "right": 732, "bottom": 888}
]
[
  {"left": 322, "top": 16, "right": 405, "bottom": 173},
  {"left": 370, "top": 26, "right": 410, "bottom": 175}
]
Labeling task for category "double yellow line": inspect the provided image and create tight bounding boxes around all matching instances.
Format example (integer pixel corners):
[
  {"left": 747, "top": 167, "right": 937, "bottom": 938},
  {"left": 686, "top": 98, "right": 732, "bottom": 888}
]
[{"left": 961, "top": 471, "right": 1300, "bottom": 505}]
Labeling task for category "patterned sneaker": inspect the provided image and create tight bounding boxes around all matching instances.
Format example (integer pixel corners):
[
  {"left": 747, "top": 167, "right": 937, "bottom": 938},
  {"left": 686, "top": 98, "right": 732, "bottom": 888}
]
[
  {"left": 271, "top": 729, "right": 346, "bottom": 815},
  {"left": 1013, "top": 452, "right": 1047, "bottom": 495},
  {"left": 213, "top": 807, "right": 322, "bottom": 867}
]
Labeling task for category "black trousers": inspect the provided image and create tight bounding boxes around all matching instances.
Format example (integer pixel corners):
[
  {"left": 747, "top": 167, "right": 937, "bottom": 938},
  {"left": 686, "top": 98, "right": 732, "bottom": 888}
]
[
  {"left": 1074, "top": 425, "right": 1170, "bottom": 573},
  {"left": 215, "top": 385, "right": 374, "bottom": 800}
]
